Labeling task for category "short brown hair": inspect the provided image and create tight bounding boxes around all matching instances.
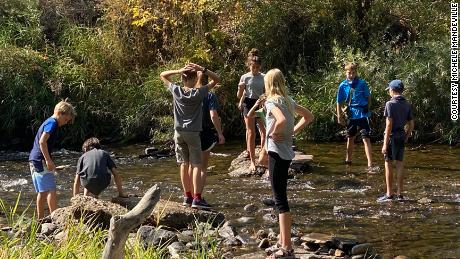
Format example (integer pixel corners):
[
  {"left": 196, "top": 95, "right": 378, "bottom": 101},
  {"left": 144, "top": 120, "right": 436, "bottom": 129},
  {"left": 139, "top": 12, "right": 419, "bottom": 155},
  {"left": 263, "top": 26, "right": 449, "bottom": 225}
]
[
  {"left": 54, "top": 100, "right": 76, "bottom": 123},
  {"left": 246, "top": 48, "right": 262, "bottom": 66},
  {"left": 181, "top": 69, "right": 197, "bottom": 82},
  {"left": 82, "top": 137, "right": 101, "bottom": 152},
  {"left": 344, "top": 62, "right": 358, "bottom": 71}
]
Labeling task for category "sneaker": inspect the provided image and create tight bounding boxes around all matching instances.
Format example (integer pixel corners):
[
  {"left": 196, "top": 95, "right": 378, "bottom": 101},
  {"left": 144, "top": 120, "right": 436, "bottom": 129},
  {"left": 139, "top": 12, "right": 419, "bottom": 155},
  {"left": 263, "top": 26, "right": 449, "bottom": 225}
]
[
  {"left": 396, "top": 194, "right": 405, "bottom": 201},
  {"left": 182, "top": 196, "right": 193, "bottom": 207},
  {"left": 377, "top": 194, "right": 394, "bottom": 202},
  {"left": 367, "top": 166, "right": 381, "bottom": 174},
  {"left": 191, "top": 198, "right": 212, "bottom": 209}
]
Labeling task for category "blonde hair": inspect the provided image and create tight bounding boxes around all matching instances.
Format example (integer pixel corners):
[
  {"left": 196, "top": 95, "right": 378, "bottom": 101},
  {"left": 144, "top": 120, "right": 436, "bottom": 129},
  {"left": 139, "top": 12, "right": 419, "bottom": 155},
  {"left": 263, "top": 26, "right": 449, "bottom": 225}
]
[
  {"left": 54, "top": 100, "right": 76, "bottom": 123},
  {"left": 264, "top": 68, "right": 294, "bottom": 115},
  {"left": 344, "top": 62, "right": 358, "bottom": 71}
]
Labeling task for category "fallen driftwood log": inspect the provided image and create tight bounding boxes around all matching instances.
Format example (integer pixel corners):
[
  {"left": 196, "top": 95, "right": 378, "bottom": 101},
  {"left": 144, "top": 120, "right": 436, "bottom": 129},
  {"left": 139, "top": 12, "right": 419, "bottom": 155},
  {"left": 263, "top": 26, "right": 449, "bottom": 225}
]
[{"left": 102, "top": 184, "right": 161, "bottom": 259}]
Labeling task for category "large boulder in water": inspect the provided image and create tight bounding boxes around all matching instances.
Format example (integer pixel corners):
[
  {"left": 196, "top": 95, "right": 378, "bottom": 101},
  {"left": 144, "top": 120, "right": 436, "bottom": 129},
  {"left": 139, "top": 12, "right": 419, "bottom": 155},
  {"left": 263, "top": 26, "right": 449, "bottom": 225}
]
[
  {"left": 112, "top": 197, "right": 225, "bottom": 230},
  {"left": 228, "top": 149, "right": 312, "bottom": 177}
]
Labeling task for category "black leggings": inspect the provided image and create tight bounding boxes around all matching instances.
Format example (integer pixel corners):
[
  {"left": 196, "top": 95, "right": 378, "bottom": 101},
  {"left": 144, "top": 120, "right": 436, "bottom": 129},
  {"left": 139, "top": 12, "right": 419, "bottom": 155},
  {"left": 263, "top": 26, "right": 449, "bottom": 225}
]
[{"left": 268, "top": 151, "right": 292, "bottom": 213}]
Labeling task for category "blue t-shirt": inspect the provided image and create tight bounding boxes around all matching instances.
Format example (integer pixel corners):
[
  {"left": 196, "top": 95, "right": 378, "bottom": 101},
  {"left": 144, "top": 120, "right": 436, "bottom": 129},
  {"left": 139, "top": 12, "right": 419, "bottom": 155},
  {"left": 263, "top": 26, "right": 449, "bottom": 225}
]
[
  {"left": 336, "top": 78, "right": 370, "bottom": 119},
  {"left": 202, "top": 92, "right": 219, "bottom": 130},
  {"left": 29, "top": 117, "right": 59, "bottom": 170}
]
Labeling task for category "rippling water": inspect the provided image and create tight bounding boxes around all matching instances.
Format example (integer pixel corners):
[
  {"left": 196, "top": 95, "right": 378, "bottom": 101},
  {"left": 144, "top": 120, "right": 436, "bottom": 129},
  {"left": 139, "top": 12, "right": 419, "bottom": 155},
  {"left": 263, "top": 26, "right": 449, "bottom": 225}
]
[{"left": 0, "top": 141, "right": 459, "bottom": 258}]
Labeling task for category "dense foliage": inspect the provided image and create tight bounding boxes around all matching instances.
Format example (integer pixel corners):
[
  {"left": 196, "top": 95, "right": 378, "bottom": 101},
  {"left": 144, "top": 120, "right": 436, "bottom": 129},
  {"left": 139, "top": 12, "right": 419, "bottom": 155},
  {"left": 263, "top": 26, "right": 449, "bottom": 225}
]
[{"left": 0, "top": 0, "right": 456, "bottom": 148}]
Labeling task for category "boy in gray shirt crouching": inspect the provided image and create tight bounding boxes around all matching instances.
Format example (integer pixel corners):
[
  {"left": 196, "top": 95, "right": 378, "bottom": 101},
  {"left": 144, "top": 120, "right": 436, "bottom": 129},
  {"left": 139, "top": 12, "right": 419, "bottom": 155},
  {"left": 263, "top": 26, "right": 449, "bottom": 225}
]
[
  {"left": 73, "top": 137, "right": 127, "bottom": 198},
  {"left": 160, "top": 63, "right": 220, "bottom": 209}
]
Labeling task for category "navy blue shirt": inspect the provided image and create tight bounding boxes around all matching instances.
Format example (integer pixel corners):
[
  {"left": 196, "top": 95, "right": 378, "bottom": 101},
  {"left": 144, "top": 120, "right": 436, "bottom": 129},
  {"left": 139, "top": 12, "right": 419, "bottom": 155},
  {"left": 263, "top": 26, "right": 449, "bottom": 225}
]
[
  {"left": 202, "top": 92, "right": 219, "bottom": 130},
  {"left": 29, "top": 117, "right": 59, "bottom": 171},
  {"left": 384, "top": 95, "right": 413, "bottom": 138},
  {"left": 336, "top": 78, "right": 371, "bottom": 119}
]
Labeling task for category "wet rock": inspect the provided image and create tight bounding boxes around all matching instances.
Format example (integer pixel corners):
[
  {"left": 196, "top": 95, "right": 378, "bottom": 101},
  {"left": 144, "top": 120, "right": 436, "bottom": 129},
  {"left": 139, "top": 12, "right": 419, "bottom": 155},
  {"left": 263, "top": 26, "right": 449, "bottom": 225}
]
[
  {"left": 218, "top": 224, "right": 237, "bottom": 239},
  {"left": 302, "top": 241, "right": 320, "bottom": 251},
  {"left": 351, "top": 255, "right": 365, "bottom": 259},
  {"left": 301, "top": 233, "right": 331, "bottom": 244},
  {"left": 258, "top": 238, "right": 270, "bottom": 249},
  {"left": 316, "top": 246, "right": 330, "bottom": 255},
  {"left": 263, "top": 213, "right": 278, "bottom": 223},
  {"left": 332, "top": 236, "right": 358, "bottom": 253},
  {"left": 335, "top": 249, "right": 345, "bottom": 256},
  {"left": 262, "top": 198, "right": 276, "bottom": 207},
  {"left": 256, "top": 229, "right": 268, "bottom": 240},
  {"left": 137, "top": 226, "right": 177, "bottom": 247},
  {"left": 229, "top": 149, "right": 312, "bottom": 177},
  {"left": 394, "top": 256, "right": 410, "bottom": 259},
  {"left": 149, "top": 200, "right": 225, "bottom": 229},
  {"left": 244, "top": 203, "right": 259, "bottom": 213},
  {"left": 223, "top": 236, "right": 242, "bottom": 247},
  {"left": 168, "top": 241, "right": 186, "bottom": 258},
  {"left": 235, "top": 216, "right": 255, "bottom": 225},
  {"left": 267, "top": 228, "right": 277, "bottom": 241},
  {"left": 351, "top": 243, "right": 373, "bottom": 255},
  {"left": 417, "top": 198, "right": 432, "bottom": 204},
  {"left": 236, "top": 233, "right": 257, "bottom": 245},
  {"left": 40, "top": 222, "right": 57, "bottom": 236},
  {"left": 222, "top": 251, "right": 234, "bottom": 259},
  {"left": 292, "top": 236, "right": 302, "bottom": 246}
]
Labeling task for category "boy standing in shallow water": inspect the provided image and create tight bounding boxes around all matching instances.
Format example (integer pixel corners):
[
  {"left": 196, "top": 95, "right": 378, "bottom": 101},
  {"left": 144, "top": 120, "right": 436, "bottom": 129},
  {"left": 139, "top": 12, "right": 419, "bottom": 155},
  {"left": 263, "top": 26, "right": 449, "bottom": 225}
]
[
  {"left": 160, "top": 63, "right": 220, "bottom": 209},
  {"left": 29, "top": 100, "right": 76, "bottom": 219},
  {"left": 73, "top": 137, "right": 127, "bottom": 198},
  {"left": 336, "top": 62, "right": 377, "bottom": 172},
  {"left": 378, "top": 80, "right": 414, "bottom": 202}
]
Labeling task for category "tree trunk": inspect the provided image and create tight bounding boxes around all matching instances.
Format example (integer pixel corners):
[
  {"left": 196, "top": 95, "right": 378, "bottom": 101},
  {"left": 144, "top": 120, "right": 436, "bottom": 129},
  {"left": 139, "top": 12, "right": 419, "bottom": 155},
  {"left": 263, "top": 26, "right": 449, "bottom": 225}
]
[{"left": 102, "top": 185, "right": 161, "bottom": 259}]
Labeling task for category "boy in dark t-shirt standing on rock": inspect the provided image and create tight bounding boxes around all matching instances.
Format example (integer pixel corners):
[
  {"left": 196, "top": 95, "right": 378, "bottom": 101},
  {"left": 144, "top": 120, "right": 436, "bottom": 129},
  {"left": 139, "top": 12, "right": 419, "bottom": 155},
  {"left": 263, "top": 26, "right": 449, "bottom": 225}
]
[{"left": 378, "top": 80, "right": 414, "bottom": 202}]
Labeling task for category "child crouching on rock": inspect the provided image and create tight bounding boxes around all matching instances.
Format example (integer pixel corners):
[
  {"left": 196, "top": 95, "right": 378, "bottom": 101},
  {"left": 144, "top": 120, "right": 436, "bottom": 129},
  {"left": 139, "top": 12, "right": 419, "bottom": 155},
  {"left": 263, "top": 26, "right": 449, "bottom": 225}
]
[{"left": 73, "top": 137, "right": 127, "bottom": 198}]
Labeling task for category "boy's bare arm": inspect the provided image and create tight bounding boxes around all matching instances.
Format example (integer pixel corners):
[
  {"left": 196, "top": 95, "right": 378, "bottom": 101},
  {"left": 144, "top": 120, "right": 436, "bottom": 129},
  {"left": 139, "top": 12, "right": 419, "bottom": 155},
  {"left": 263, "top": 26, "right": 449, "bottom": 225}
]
[
  {"left": 210, "top": 110, "right": 225, "bottom": 144},
  {"left": 111, "top": 168, "right": 127, "bottom": 197},
  {"left": 237, "top": 82, "right": 245, "bottom": 99},
  {"left": 382, "top": 117, "right": 393, "bottom": 154},
  {"left": 160, "top": 68, "right": 186, "bottom": 87},
  {"left": 336, "top": 103, "right": 345, "bottom": 125},
  {"left": 39, "top": 132, "right": 55, "bottom": 171},
  {"left": 73, "top": 174, "right": 81, "bottom": 197}
]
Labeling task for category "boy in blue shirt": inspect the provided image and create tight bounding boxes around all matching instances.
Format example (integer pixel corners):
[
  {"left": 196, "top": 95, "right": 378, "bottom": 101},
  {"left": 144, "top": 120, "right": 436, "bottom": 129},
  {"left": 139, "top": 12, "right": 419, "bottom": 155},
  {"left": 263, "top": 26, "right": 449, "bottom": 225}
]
[
  {"left": 336, "top": 62, "right": 375, "bottom": 171},
  {"left": 378, "top": 80, "right": 414, "bottom": 202},
  {"left": 29, "top": 100, "right": 76, "bottom": 219}
]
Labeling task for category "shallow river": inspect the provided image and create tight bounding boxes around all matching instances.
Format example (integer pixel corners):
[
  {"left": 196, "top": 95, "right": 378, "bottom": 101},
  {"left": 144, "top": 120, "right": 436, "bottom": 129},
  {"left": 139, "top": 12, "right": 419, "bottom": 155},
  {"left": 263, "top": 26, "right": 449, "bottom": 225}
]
[{"left": 0, "top": 141, "right": 459, "bottom": 258}]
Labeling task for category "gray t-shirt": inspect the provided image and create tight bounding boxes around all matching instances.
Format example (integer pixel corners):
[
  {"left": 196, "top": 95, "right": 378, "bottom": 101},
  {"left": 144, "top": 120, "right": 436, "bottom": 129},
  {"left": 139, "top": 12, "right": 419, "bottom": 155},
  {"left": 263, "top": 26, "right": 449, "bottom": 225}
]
[
  {"left": 240, "top": 72, "right": 265, "bottom": 99},
  {"left": 384, "top": 95, "right": 413, "bottom": 138},
  {"left": 168, "top": 83, "right": 209, "bottom": 132},
  {"left": 265, "top": 96, "right": 296, "bottom": 160},
  {"left": 76, "top": 149, "right": 115, "bottom": 185}
]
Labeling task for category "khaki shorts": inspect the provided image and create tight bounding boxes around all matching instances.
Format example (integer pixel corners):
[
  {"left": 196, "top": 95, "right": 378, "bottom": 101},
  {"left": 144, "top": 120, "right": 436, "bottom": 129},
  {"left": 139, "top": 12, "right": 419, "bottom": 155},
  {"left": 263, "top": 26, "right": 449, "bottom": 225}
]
[{"left": 174, "top": 130, "right": 202, "bottom": 165}]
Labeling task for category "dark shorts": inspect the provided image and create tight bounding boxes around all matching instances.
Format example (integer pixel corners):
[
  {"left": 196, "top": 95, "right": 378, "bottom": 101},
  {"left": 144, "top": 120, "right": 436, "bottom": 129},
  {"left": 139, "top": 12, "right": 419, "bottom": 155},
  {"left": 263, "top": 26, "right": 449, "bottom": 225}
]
[
  {"left": 347, "top": 117, "right": 371, "bottom": 138},
  {"left": 242, "top": 97, "right": 258, "bottom": 117},
  {"left": 201, "top": 129, "right": 218, "bottom": 152},
  {"left": 384, "top": 135, "right": 405, "bottom": 161},
  {"left": 81, "top": 174, "right": 111, "bottom": 196}
]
